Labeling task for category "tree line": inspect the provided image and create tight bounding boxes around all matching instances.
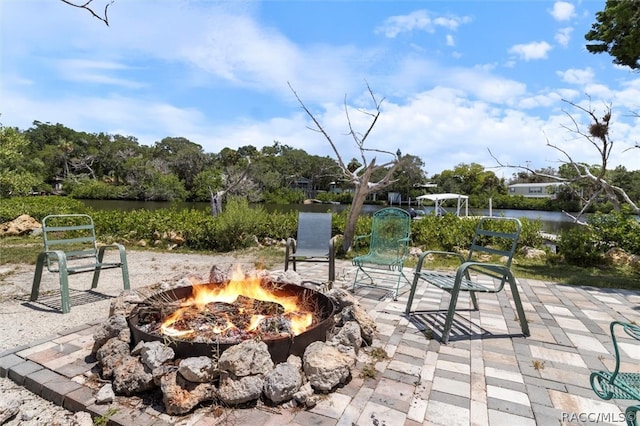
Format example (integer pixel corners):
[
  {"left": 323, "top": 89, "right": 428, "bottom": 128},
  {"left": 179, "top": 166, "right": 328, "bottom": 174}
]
[{"left": 1, "top": 120, "right": 639, "bottom": 213}]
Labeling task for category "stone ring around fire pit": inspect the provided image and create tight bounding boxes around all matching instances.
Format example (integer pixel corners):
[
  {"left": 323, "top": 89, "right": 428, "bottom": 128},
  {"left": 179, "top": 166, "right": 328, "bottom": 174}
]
[
  {"left": 128, "top": 280, "right": 337, "bottom": 364},
  {"left": 90, "top": 267, "right": 378, "bottom": 416}
]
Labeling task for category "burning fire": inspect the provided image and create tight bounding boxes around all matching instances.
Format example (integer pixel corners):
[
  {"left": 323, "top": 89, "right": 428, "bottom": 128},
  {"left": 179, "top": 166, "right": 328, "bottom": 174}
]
[{"left": 160, "top": 268, "right": 314, "bottom": 339}]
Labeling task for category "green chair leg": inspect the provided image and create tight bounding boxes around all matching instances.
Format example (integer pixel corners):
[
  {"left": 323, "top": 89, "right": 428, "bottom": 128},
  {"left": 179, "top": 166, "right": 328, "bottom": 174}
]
[
  {"left": 30, "top": 252, "right": 47, "bottom": 302},
  {"left": 508, "top": 276, "right": 530, "bottom": 337},
  {"left": 56, "top": 255, "right": 71, "bottom": 314},
  {"left": 441, "top": 285, "right": 462, "bottom": 344},
  {"left": 626, "top": 405, "right": 639, "bottom": 426}
]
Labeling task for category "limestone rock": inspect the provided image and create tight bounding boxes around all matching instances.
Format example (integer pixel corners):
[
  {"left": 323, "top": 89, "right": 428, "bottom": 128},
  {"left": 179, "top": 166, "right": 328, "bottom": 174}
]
[
  {"left": 0, "top": 214, "right": 41, "bottom": 237},
  {"left": 96, "top": 337, "right": 131, "bottom": 379},
  {"left": 218, "top": 340, "right": 274, "bottom": 378},
  {"left": 521, "top": 246, "right": 546, "bottom": 260},
  {"left": 263, "top": 362, "right": 303, "bottom": 403},
  {"left": 218, "top": 374, "right": 264, "bottom": 405},
  {"left": 108, "top": 290, "right": 145, "bottom": 317},
  {"left": 112, "top": 356, "right": 155, "bottom": 395},
  {"left": 303, "top": 341, "right": 353, "bottom": 391},
  {"left": 0, "top": 395, "right": 20, "bottom": 424},
  {"left": 92, "top": 314, "right": 129, "bottom": 353},
  {"left": 339, "top": 304, "right": 376, "bottom": 345},
  {"left": 293, "top": 382, "right": 315, "bottom": 407},
  {"left": 286, "top": 354, "right": 302, "bottom": 371},
  {"left": 268, "top": 270, "right": 303, "bottom": 286},
  {"left": 137, "top": 341, "right": 175, "bottom": 370},
  {"left": 208, "top": 265, "right": 229, "bottom": 283},
  {"left": 605, "top": 247, "right": 632, "bottom": 266},
  {"left": 95, "top": 384, "right": 115, "bottom": 404},
  {"left": 331, "top": 320, "right": 363, "bottom": 354},
  {"left": 71, "top": 411, "right": 94, "bottom": 426},
  {"left": 160, "top": 371, "right": 216, "bottom": 415},
  {"left": 178, "top": 356, "right": 218, "bottom": 383}
]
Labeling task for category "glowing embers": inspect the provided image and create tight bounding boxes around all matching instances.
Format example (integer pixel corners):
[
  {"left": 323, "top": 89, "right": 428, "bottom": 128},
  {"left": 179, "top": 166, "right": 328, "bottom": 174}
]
[{"left": 131, "top": 268, "right": 329, "bottom": 346}]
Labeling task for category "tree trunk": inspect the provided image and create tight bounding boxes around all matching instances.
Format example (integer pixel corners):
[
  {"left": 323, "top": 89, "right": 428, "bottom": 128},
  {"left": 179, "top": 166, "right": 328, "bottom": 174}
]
[
  {"left": 343, "top": 184, "right": 369, "bottom": 253},
  {"left": 342, "top": 165, "right": 375, "bottom": 252},
  {"left": 209, "top": 186, "right": 223, "bottom": 216}
]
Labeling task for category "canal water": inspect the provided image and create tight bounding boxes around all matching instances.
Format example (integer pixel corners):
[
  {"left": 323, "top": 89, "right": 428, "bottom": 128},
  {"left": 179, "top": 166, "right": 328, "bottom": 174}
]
[{"left": 80, "top": 199, "right": 581, "bottom": 234}]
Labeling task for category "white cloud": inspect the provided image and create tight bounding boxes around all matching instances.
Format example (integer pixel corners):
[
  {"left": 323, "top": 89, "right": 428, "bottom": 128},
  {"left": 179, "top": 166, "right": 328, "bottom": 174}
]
[
  {"left": 375, "top": 10, "right": 471, "bottom": 38},
  {"left": 446, "top": 34, "right": 455, "bottom": 47},
  {"left": 555, "top": 27, "right": 573, "bottom": 47},
  {"left": 557, "top": 68, "right": 594, "bottom": 85},
  {"left": 509, "top": 41, "right": 552, "bottom": 61},
  {"left": 53, "top": 59, "right": 146, "bottom": 88},
  {"left": 549, "top": 2, "right": 576, "bottom": 21}
]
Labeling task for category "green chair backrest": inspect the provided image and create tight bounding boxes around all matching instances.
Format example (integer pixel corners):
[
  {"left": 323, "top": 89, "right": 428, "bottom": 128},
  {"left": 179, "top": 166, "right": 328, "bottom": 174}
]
[
  {"left": 41, "top": 214, "right": 99, "bottom": 272},
  {"left": 368, "top": 207, "right": 411, "bottom": 259},
  {"left": 466, "top": 216, "right": 521, "bottom": 283}
]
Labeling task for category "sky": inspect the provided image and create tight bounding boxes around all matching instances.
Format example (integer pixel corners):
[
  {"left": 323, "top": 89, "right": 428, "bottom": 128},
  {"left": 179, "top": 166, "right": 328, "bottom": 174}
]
[{"left": 2, "top": 0, "right": 640, "bottom": 178}]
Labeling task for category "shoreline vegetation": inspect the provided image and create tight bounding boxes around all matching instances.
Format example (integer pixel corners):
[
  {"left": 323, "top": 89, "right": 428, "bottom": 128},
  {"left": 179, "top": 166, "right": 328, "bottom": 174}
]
[{"left": 1, "top": 195, "right": 639, "bottom": 291}]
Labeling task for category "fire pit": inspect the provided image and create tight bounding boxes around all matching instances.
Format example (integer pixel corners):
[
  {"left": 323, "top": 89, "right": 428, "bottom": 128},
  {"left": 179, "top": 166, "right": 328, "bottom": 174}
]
[{"left": 128, "top": 270, "right": 336, "bottom": 363}]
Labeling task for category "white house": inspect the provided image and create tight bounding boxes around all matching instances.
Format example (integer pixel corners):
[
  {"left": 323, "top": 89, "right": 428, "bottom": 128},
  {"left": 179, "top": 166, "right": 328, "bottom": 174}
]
[{"left": 507, "top": 182, "right": 566, "bottom": 199}]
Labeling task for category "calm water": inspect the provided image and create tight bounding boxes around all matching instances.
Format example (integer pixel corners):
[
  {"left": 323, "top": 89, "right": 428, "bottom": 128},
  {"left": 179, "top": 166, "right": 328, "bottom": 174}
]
[{"left": 80, "top": 199, "right": 581, "bottom": 233}]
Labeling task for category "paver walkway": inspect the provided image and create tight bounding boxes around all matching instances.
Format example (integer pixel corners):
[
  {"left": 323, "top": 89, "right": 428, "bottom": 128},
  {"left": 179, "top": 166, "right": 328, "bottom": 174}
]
[{"left": 1, "top": 259, "right": 639, "bottom": 425}]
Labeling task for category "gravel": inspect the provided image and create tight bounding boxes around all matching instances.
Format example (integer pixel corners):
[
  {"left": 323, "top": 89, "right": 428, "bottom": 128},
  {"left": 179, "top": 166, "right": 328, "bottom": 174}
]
[{"left": 0, "top": 249, "right": 271, "bottom": 425}]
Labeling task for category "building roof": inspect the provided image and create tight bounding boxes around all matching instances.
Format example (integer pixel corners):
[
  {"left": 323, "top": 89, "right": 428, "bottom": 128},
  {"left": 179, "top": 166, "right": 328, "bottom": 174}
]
[{"left": 416, "top": 193, "right": 469, "bottom": 201}]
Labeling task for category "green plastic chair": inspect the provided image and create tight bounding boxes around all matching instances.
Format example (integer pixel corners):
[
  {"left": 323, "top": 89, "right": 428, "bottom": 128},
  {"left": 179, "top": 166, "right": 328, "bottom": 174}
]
[
  {"left": 352, "top": 207, "right": 411, "bottom": 300},
  {"left": 31, "top": 214, "right": 130, "bottom": 313},
  {"left": 591, "top": 321, "right": 640, "bottom": 426}
]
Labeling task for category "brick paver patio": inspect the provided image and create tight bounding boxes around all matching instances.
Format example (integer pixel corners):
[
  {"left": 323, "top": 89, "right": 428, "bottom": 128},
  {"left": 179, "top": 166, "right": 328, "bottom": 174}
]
[{"left": 1, "top": 259, "right": 638, "bottom": 425}]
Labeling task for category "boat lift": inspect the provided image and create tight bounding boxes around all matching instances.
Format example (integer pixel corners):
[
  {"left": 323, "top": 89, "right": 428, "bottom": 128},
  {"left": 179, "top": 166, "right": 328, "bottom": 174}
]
[{"left": 415, "top": 193, "right": 469, "bottom": 217}]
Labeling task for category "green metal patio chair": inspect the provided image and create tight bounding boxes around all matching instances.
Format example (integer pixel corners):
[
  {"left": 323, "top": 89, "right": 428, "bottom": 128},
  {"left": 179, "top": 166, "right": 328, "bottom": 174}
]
[
  {"left": 405, "top": 216, "right": 529, "bottom": 343},
  {"left": 31, "top": 214, "right": 130, "bottom": 313},
  {"left": 590, "top": 321, "right": 640, "bottom": 426},
  {"left": 352, "top": 207, "right": 411, "bottom": 300}
]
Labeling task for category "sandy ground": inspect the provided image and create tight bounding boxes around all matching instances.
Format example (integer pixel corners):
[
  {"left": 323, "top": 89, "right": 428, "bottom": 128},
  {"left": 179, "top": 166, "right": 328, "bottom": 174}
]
[{"left": 0, "top": 249, "right": 280, "bottom": 425}]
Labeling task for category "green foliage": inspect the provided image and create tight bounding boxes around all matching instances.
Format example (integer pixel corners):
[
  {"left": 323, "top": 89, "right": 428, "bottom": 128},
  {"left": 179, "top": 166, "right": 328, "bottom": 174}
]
[
  {"left": 588, "top": 210, "right": 640, "bottom": 254},
  {"left": 67, "top": 179, "right": 126, "bottom": 199},
  {"left": 93, "top": 197, "right": 298, "bottom": 252},
  {"left": 262, "top": 188, "right": 305, "bottom": 204},
  {"left": 190, "top": 169, "right": 222, "bottom": 202},
  {"left": 559, "top": 226, "right": 604, "bottom": 267},
  {"left": 0, "top": 196, "right": 88, "bottom": 223},
  {"left": 518, "top": 217, "right": 544, "bottom": 248},
  {"left": 585, "top": 0, "right": 640, "bottom": 70},
  {"left": 559, "top": 210, "right": 640, "bottom": 267},
  {"left": 410, "top": 214, "right": 478, "bottom": 252},
  {"left": 0, "top": 125, "right": 45, "bottom": 196}
]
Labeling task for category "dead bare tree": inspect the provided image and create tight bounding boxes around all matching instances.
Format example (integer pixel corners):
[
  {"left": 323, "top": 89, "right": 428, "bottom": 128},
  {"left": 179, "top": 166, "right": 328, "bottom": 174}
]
[
  {"left": 60, "top": 0, "right": 113, "bottom": 26},
  {"left": 289, "top": 82, "right": 403, "bottom": 253},
  {"left": 491, "top": 98, "right": 639, "bottom": 222},
  {"left": 208, "top": 159, "right": 252, "bottom": 216}
]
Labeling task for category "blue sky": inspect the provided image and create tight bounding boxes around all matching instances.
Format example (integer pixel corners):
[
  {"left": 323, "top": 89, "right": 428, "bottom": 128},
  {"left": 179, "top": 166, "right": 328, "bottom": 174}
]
[{"left": 2, "top": 0, "right": 639, "bottom": 177}]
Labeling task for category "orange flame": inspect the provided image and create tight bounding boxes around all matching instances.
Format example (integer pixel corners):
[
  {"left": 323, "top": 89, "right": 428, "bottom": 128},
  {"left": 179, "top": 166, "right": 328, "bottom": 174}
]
[{"left": 160, "top": 268, "right": 313, "bottom": 338}]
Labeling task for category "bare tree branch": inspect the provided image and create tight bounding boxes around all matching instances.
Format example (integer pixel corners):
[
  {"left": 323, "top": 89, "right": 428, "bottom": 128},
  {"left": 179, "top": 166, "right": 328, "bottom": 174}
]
[
  {"left": 288, "top": 82, "right": 402, "bottom": 251},
  {"left": 60, "top": 0, "right": 113, "bottom": 26},
  {"left": 490, "top": 98, "right": 639, "bottom": 219},
  {"left": 209, "top": 158, "right": 251, "bottom": 216}
]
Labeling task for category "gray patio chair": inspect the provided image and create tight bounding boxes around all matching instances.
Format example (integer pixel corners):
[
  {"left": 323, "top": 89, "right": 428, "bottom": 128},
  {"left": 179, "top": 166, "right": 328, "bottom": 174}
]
[{"left": 285, "top": 212, "right": 335, "bottom": 282}]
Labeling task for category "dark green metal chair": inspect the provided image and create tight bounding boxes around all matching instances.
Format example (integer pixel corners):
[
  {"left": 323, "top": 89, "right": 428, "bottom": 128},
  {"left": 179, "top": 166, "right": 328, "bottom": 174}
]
[
  {"left": 591, "top": 321, "right": 640, "bottom": 426},
  {"left": 352, "top": 207, "right": 411, "bottom": 300},
  {"left": 31, "top": 214, "right": 130, "bottom": 313},
  {"left": 405, "top": 216, "right": 529, "bottom": 343}
]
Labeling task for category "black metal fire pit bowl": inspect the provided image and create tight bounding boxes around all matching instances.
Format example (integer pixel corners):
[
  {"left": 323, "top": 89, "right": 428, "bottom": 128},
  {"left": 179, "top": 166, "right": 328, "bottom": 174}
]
[{"left": 128, "top": 282, "right": 336, "bottom": 364}]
